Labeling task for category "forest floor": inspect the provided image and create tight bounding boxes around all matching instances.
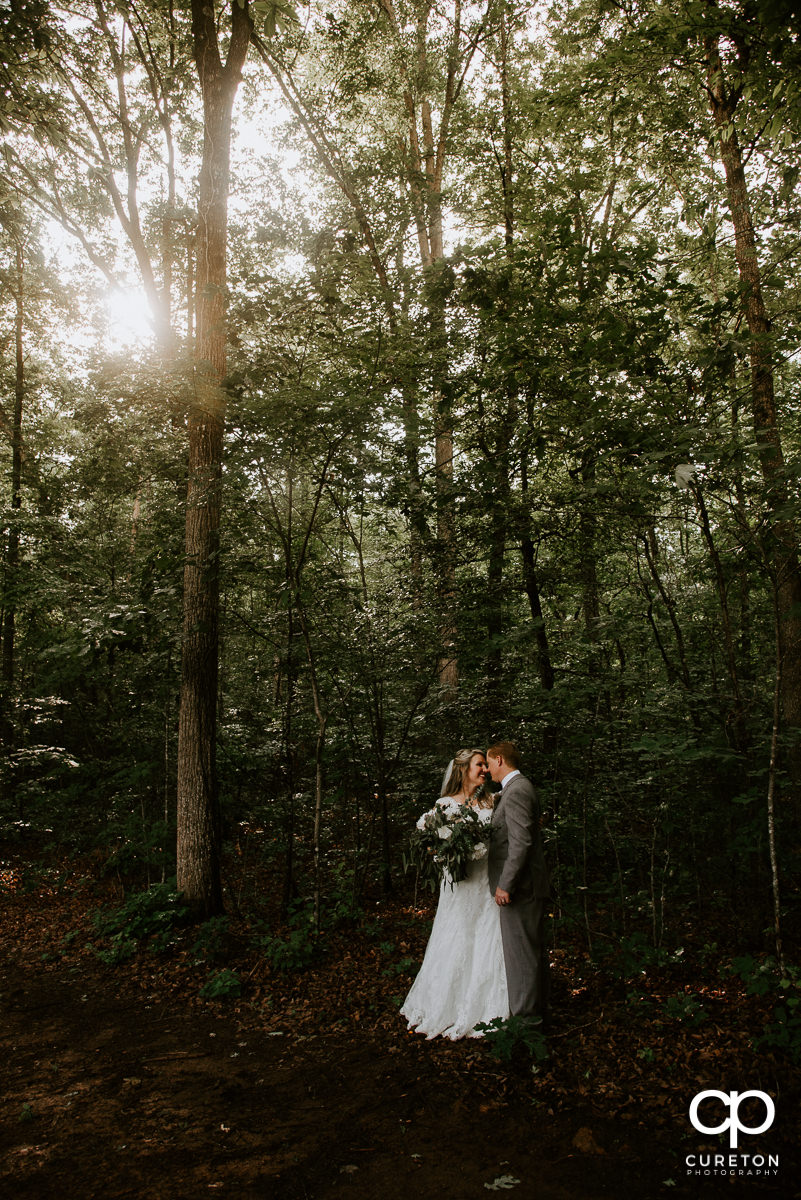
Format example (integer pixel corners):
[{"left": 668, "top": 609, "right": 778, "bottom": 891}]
[{"left": 1, "top": 831, "right": 799, "bottom": 1200}]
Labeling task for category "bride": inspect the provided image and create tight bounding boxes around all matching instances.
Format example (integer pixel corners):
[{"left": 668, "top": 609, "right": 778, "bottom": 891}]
[{"left": 400, "top": 748, "right": 509, "bottom": 1039}]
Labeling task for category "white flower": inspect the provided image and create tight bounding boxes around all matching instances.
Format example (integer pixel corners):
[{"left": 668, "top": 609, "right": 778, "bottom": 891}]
[
  {"left": 471, "top": 842, "right": 488, "bottom": 860},
  {"left": 438, "top": 826, "right": 453, "bottom": 839}
]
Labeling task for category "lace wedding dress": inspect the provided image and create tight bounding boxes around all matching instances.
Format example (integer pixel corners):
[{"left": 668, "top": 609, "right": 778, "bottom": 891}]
[{"left": 400, "top": 802, "right": 509, "bottom": 1039}]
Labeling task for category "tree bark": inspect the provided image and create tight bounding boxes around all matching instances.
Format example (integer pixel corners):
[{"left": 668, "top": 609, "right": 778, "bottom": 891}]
[
  {"left": 579, "top": 448, "right": 600, "bottom": 638},
  {"left": 1, "top": 241, "right": 24, "bottom": 800},
  {"left": 2, "top": 243, "right": 24, "bottom": 698},
  {"left": 705, "top": 36, "right": 801, "bottom": 805},
  {"left": 690, "top": 480, "right": 747, "bottom": 753},
  {"left": 519, "top": 409, "right": 555, "bottom": 694},
  {"left": 176, "top": 0, "right": 250, "bottom": 917},
  {"left": 496, "top": 2, "right": 555, "bottom": 704}
]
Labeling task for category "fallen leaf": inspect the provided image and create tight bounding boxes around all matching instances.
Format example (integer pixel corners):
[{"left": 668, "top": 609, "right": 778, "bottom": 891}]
[{"left": 572, "top": 1127, "right": 605, "bottom": 1155}]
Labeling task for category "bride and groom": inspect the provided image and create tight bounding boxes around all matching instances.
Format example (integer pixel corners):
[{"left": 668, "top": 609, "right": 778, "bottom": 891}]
[{"left": 401, "top": 742, "right": 550, "bottom": 1040}]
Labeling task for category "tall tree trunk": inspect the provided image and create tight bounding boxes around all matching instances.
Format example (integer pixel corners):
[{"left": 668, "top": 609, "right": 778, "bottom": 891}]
[
  {"left": 433, "top": 372, "right": 458, "bottom": 702},
  {"left": 520, "top": 448, "right": 554, "bottom": 693},
  {"left": 401, "top": 380, "right": 427, "bottom": 596},
  {"left": 480, "top": 4, "right": 514, "bottom": 696},
  {"left": 497, "top": 0, "right": 555, "bottom": 705},
  {"left": 579, "top": 447, "right": 600, "bottom": 638},
  {"left": 296, "top": 599, "right": 327, "bottom": 934},
  {"left": 281, "top": 588, "right": 297, "bottom": 914},
  {"left": 689, "top": 479, "right": 748, "bottom": 753},
  {"left": 1, "top": 241, "right": 24, "bottom": 795},
  {"left": 2, "top": 243, "right": 23, "bottom": 696},
  {"left": 485, "top": 486, "right": 507, "bottom": 689},
  {"left": 381, "top": 0, "right": 490, "bottom": 698},
  {"left": 706, "top": 37, "right": 801, "bottom": 811},
  {"left": 176, "top": 0, "right": 250, "bottom": 917}
]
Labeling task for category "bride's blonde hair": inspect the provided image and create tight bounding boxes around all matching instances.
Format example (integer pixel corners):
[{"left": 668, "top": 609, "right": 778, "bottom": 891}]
[{"left": 441, "top": 748, "right": 487, "bottom": 803}]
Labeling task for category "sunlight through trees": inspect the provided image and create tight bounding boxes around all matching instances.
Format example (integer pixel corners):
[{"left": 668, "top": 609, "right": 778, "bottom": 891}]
[{"left": 0, "top": 0, "right": 800, "bottom": 949}]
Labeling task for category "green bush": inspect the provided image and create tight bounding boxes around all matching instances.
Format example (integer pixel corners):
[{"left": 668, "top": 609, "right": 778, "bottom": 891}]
[
  {"left": 732, "top": 956, "right": 801, "bottom": 1062},
  {"left": 92, "top": 881, "right": 189, "bottom": 960},
  {"left": 662, "top": 992, "right": 707, "bottom": 1026},
  {"left": 101, "top": 812, "right": 173, "bottom": 879},
  {"left": 200, "top": 969, "right": 242, "bottom": 1000},
  {"left": 755, "top": 1002, "right": 801, "bottom": 1062},
  {"left": 321, "top": 866, "right": 362, "bottom": 930},
  {"left": 95, "top": 932, "right": 139, "bottom": 965},
  {"left": 254, "top": 904, "right": 317, "bottom": 973},
  {"left": 191, "top": 915, "right": 230, "bottom": 962},
  {"left": 474, "top": 1016, "right": 549, "bottom": 1064},
  {"left": 595, "top": 931, "right": 685, "bottom": 980}
]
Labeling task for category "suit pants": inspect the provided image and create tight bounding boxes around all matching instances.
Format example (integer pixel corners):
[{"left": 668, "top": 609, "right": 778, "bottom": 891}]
[{"left": 500, "top": 895, "right": 549, "bottom": 1020}]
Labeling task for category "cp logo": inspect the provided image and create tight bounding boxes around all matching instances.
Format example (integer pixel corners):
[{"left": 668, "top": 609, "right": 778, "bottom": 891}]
[{"left": 689, "top": 1090, "right": 775, "bottom": 1149}]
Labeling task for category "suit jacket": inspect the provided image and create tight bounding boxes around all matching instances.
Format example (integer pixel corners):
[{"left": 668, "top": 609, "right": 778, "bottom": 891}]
[{"left": 487, "top": 772, "right": 550, "bottom": 900}]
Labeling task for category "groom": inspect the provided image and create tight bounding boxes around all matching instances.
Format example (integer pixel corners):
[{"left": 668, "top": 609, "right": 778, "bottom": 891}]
[{"left": 486, "top": 742, "right": 550, "bottom": 1026}]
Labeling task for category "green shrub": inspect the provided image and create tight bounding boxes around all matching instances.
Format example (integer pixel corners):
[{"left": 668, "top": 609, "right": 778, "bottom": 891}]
[
  {"left": 200, "top": 969, "right": 242, "bottom": 1000},
  {"left": 755, "top": 1002, "right": 801, "bottom": 1062},
  {"left": 92, "top": 881, "right": 189, "bottom": 960},
  {"left": 474, "top": 1016, "right": 549, "bottom": 1064},
  {"left": 254, "top": 904, "right": 317, "bottom": 973},
  {"left": 191, "top": 915, "right": 230, "bottom": 962},
  {"left": 662, "top": 992, "right": 707, "bottom": 1026},
  {"left": 381, "top": 956, "right": 417, "bottom": 978},
  {"left": 101, "top": 812, "right": 173, "bottom": 878},
  {"left": 320, "top": 860, "right": 362, "bottom": 929},
  {"left": 730, "top": 955, "right": 801, "bottom": 1062},
  {"left": 95, "top": 932, "right": 139, "bottom": 965},
  {"left": 600, "top": 931, "right": 685, "bottom": 979}
]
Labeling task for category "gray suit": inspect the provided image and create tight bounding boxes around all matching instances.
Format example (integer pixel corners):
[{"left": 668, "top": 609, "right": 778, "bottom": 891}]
[{"left": 487, "top": 772, "right": 550, "bottom": 1021}]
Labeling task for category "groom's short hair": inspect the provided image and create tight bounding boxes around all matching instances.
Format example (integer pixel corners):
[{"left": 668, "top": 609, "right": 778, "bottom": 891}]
[{"left": 487, "top": 741, "right": 521, "bottom": 769}]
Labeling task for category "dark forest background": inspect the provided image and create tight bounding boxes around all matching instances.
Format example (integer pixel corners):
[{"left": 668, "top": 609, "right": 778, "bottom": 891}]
[{"left": 1, "top": 0, "right": 800, "bottom": 971}]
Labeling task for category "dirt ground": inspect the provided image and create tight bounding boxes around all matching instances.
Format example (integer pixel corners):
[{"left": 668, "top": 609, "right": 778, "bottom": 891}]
[{"left": 1, "top": 842, "right": 798, "bottom": 1199}]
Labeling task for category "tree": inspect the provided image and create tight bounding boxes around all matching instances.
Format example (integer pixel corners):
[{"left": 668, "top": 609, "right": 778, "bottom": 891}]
[
  {"left": 702, "top": 13, "right": 801, "bottom": 805},
  {"left": 175, "top": 0, "right": 252, "bottom": 916},
  {"left": 254, "top": 0, "right": 493, "bottom": 712}
]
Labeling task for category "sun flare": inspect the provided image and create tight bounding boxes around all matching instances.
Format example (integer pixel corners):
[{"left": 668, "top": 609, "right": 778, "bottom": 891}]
[{"left": 105, "top": 288, "right": 156, "bottom": 348}]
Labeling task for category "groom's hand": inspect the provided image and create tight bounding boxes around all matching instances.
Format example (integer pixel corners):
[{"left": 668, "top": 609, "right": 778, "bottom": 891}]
[{"left": 494, "top": 887, "right": 511, "bottom": 907}]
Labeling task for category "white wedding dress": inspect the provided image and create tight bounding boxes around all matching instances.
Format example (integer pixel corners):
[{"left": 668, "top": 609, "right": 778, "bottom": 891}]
[{"left": 401, "top": 802, "right": 509, "bottom": 1039}]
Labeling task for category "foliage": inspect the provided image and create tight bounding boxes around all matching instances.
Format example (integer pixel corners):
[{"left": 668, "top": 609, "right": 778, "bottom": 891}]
[
  {"left": 101, "top": 814, "right": 173, "bottom": 879},
  {"left": 191, "top": 916, "right": 231, "bottom": 962},
  {"left": 318, "top": 860, "right": 362, "bottom": 929},
  {"left": 404, "top": 799, "right": 492, "bottom": 889},
  {"left": 199, "top": 968, "right": 242, "bottom": 1000},
  {"left": 474, "top": 1017, "right": 550, "bottom": 1065},
  {"left": 91, "top": 883, "right": 189, "bottom": 963},
  {"left": 597, "top": 933, "right": 687, "bottom": 981},
  {"left": 661, "top": 993, "right": 707, "bottom": 1027},
  {"left": 0, "top": 0, "right": 798, "bottom": 951},
  {"left": 9, "top": 851, "right": 801, "bottom": 1197},
  {"left": 254, "top": 904, "right": 318, "bottom": 973},
  {"left": 731, "top": 954, "right": 801, "bottom": 1062}
]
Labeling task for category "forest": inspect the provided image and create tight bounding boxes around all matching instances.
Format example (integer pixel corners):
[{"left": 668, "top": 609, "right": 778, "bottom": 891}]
[{"left": 1, "top": 0, "right": 800, "bottom": 1196}]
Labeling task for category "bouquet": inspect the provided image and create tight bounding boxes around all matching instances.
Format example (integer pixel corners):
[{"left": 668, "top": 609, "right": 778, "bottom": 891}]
[{"left": 405, "top": 797, "right": 492, "bottom": 889}]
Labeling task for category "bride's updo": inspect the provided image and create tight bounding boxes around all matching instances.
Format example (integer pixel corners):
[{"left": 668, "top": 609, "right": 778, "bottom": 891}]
[{"left": 441, "top": 748, "right": 486, "bottom": 801}]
